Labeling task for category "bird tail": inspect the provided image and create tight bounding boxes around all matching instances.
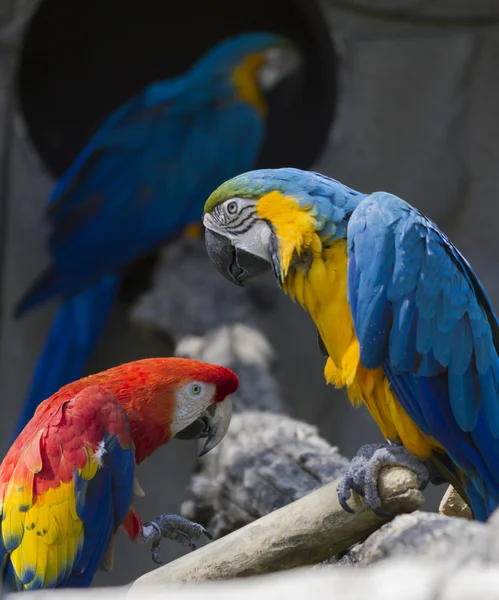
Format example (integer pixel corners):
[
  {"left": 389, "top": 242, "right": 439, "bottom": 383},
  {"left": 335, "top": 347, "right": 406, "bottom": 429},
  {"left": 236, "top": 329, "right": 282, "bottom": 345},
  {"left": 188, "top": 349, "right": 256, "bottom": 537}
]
[
  {"left": 11, "top": 274, "right": 120, "bottom": 440},
  {"left": 462, "top": 473, "right": 499, "bottom": 522}
]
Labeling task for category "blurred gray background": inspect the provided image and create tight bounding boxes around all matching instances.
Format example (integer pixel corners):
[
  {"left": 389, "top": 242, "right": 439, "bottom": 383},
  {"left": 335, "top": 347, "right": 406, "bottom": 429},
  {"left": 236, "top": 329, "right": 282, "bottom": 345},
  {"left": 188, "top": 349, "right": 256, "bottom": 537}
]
[{"left": 1, "top": 0, "right": 499, "bottom": 587}]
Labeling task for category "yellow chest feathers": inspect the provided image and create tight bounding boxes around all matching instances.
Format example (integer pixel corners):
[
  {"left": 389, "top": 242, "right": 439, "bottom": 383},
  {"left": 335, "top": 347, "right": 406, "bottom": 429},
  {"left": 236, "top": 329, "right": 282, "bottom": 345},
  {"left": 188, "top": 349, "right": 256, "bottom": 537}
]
[{"left": 283, "top": 239, "right": 435, "bottom": 458}]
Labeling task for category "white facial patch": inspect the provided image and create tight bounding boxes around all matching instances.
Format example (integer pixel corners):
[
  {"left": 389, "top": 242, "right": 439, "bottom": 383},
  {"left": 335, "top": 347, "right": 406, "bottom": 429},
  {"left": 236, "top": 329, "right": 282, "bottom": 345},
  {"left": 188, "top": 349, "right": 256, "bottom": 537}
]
[
  {"left": 236, "top": 219, "right": 273, "bottom": 262},
  {"left": 204, "top": 197, "right": 273, "bottom": 263},
  {"left": 170, "top": 381, "right": 216, "bottom": 437}
]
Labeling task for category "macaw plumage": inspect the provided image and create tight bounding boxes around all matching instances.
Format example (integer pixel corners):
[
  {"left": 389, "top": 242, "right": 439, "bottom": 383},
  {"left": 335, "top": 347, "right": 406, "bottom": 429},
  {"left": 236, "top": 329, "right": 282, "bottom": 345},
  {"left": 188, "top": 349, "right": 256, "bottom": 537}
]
[
  {"left": 203, "top": 167, "right": 499, "bottom": 522},
  {"left": 13, "top": 32, "right": 297, "bottom": 438},
  {"left": 0, "top": 357, "right": 237, "bottom": 590}
]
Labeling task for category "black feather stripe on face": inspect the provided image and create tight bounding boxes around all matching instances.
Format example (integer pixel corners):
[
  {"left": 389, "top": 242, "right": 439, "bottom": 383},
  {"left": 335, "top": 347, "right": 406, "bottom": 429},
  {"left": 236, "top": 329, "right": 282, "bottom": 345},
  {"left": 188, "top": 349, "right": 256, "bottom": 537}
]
[{"left": 267, "top": 224, "right": 282, "bottom": 287}]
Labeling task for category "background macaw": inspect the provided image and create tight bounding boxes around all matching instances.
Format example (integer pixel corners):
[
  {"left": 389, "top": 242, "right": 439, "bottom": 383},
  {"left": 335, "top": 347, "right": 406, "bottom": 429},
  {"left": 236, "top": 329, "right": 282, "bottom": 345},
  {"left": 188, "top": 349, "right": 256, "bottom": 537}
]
[
  {"left": 202, "top": 167, "right": 499, "bottom": 522},
  {"left": 0, "top": 357, "right": 236, "bottom": 590},
  {"left": 13, "top": 32, "right": 298, "bottom": 439}
]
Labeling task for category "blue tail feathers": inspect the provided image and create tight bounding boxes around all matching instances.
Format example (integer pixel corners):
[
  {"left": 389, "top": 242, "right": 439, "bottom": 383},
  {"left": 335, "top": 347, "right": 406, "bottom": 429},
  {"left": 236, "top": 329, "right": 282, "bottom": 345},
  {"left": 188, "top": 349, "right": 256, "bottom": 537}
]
[{"left": 12, "top": 274, "right": 120, "bottom": 440}]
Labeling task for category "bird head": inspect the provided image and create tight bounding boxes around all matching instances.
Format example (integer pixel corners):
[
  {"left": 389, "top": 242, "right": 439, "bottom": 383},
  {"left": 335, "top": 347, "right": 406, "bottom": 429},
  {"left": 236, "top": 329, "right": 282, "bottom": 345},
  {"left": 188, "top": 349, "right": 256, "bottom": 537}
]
[
  {"left": 190, "top": 32, "right": 302, "bottom": 115},
  {"left": 203, "top": 168, "right": 365, "bottom": 288},
  {"left": 121, "top": 358, "right": 237, "bottom": 462},
  {"left": 167, "top": 358, "right": 237, "bottom": 457}
]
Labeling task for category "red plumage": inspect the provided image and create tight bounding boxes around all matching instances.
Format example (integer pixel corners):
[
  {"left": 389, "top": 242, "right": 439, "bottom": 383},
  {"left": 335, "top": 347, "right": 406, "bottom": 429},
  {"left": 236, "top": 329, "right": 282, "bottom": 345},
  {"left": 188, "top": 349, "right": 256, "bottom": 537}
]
[
  {"left": 0, "top": 357, "right": 237, "bottom": 589},
  {"left": 3, "top": 357, "right": 238, "bottom": 478}
]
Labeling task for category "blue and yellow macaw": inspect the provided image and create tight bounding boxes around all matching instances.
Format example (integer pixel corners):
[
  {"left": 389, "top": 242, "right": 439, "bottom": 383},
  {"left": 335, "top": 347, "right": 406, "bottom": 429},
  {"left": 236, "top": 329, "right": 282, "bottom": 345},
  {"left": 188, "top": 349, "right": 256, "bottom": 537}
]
[
  {"left": 14, "top": 33, "right": 298, "bottom": 438},
  {"left": 202, "top": 167, "right": 499, "bottom": 521}
]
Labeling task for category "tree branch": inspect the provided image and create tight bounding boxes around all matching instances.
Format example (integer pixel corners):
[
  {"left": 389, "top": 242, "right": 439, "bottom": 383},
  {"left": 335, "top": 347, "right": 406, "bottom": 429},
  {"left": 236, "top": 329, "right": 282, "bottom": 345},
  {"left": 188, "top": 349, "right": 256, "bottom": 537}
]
[{"left": 132, "top": 465, "right": 423, "bottom": 587}]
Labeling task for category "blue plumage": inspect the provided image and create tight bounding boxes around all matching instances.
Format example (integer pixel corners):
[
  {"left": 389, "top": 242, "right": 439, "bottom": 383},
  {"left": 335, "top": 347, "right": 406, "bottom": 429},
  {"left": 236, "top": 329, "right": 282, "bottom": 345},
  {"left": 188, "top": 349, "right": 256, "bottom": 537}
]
[
  {"left": 69, "top": 429, "right": 134, "bottom": 588},
  {"left": 14, "top": 33, "right": 285, "bottom": 437},
  {"left": 205, "top": 166, "right": 499, "bottom": 519},
  {"left": 348, "top": 193, "right": 499, "bottom": 519}
]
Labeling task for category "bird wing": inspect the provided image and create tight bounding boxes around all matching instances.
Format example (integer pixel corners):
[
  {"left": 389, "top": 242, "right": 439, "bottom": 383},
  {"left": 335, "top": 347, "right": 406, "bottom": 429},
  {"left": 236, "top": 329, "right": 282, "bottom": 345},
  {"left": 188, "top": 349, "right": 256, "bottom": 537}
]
[
  {"left": 0, "top": 385, "right": 135, "bottom": 589},
  {"left": 347, "top": 192, "right": 499, "bottom": 516},
  {"left": 44, "top": 79, "right": 263, "bottom": 283}
]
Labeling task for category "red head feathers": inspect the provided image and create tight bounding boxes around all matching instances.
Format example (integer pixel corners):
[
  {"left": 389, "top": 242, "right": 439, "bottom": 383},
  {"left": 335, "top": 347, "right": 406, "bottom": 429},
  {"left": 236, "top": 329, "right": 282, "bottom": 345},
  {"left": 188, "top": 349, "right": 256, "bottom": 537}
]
[{"left": 8, "top": 357, "right": 238, "bottom": 466}]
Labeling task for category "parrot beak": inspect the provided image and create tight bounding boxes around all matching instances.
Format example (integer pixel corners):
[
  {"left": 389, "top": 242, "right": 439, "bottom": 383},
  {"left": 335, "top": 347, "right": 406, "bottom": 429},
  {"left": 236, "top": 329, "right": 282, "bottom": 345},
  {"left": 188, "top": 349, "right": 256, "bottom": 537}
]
[
  {"left": 199, "top": 396, "right": 233, "bottom": 457},
  {"left": 174, "top": 396, "right": 233, "bottom": 457},
  {"left": 204, "top": 229, "right": 270, "bottom": 286}
]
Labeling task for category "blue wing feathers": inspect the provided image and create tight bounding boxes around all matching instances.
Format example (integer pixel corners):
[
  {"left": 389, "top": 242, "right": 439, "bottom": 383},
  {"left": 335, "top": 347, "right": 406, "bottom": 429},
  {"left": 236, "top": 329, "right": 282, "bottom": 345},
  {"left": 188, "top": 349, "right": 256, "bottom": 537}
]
[
  {"left": 387, "top": 365, "right": 499, "bottom": 501},
  {"left": 383, "top": 363, "right": 429, "bottom": 430},
  {"left": 447, "top": 366, "right": 479, "bottom": 431},
  {"left": 71, "top": 428, "right": 134, "bottom": 587},
  {"left": 348, "top": 193, "right": 499, "bottom": 518},
  {"left": 42, "top": 99, "right": 262, "bottom": 283},
  {"left": 389, "top": 292, "right": 419, "bottom": 373},
  {"left": 14, "top": 55, "right": 263, "bottom": 445},
  {"left": 73, "top": 470, "right": 112, "bottom": 584}
]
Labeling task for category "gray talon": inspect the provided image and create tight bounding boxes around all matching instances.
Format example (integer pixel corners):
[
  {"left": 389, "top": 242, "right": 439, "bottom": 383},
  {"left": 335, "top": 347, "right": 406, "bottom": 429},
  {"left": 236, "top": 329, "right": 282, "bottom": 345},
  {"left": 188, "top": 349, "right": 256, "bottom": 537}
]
[
  {"left": 151, "top": 541, "right": 162, "bottom": 565},
  {"left": 139, "top": 514, "right": 212, "bottom": 564},
  {"left": 338, "top": 442, "right": 429, "bottom": 515}
]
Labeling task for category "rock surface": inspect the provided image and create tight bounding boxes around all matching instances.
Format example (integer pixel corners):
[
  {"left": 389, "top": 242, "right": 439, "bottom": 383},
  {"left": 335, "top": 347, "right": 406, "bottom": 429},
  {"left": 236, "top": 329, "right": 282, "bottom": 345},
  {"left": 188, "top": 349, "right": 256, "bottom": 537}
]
[
  {"left": 332, "top": 511, "right": 490, "bottom": 567},
  {"left": 130, "top": 238, "right": 280, "bottom": 342},
  {"left": 182, "top": 412, "right": 349, "bottom": 538}
]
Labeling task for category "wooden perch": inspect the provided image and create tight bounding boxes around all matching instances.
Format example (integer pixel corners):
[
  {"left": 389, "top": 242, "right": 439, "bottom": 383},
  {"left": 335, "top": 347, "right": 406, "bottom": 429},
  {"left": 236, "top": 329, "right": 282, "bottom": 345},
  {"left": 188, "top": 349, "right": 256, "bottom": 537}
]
[{"left": 132, "top": 465, "right": 423, "bottom": 588}]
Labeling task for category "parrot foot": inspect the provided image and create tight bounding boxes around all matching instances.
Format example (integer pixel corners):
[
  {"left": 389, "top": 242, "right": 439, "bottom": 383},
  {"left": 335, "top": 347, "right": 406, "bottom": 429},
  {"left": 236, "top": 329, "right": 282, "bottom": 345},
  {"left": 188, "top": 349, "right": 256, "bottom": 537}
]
[
  {"left": 337, "top": 442, "right": 430, "bottom": 517},
  {"left": 140, "top": 514, "right": 212, "bottom": 564}
]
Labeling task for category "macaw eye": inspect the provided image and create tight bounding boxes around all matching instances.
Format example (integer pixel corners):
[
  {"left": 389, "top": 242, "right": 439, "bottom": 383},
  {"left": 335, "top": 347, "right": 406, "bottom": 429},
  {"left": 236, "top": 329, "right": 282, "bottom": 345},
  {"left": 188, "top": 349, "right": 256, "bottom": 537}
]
[
  {"left": 189, "top": 384, "right": 202, "bottom": 396},
  {"left": 226, "top": 201, "right": 238, "bottom": 215}
]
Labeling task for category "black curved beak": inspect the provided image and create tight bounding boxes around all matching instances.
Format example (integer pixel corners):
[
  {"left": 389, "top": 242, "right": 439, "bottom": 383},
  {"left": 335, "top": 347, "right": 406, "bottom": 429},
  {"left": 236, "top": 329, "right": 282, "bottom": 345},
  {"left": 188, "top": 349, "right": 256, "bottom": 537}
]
[
  {"left": 174, "top": 416, "right": 212, "bottom": 441},
  {"left": 204, "top": 229, "right": 270, "bottom": 287},
  {"left": 174, "top": 398, "right": 233, "bottom": 457}
]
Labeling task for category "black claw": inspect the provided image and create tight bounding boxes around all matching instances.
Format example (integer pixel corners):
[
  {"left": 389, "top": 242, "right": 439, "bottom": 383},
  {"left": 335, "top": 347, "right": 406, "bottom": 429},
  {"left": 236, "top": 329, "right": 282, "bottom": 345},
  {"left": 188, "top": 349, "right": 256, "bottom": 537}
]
[
  {"left": 419, "top": 478, "right": 429, "bottom": 491},
  {"left": 202, "top": 528, "right": 213, "bottom": 541},
  {"left": 339, "top": 497, "right": 356, "bottom": 514},
  {"left": 351, "top": 482, "right": 365, "bottom": 497},
  {"left": 152, "top": 542, "right": 163, "bottom": 565},
  {"left": 429, "top": 474, "right": 447, "bottom": 486},
  {"left": 370, "top": 506, "right": 393, "bottom": 518},
  {"left": 337, "top": 486, "right": 356, "bottom": 513}
]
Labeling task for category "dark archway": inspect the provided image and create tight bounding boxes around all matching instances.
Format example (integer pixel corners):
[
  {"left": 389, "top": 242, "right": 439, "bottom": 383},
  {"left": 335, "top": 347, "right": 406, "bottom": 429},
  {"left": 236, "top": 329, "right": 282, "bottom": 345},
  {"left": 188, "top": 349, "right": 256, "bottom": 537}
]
[{"left": 16, "top": 0, "right": 337, "bottom": 177}]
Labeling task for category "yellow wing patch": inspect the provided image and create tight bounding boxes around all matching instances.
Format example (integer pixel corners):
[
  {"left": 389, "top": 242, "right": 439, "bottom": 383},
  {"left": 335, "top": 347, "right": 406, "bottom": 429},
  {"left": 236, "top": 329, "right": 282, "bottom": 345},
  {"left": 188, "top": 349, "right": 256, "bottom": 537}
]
[
  {"left": 1, "top": 443, "right": 101, "bottom": 589},
  {"left": 284, "top": 238, "right": 439, "bottom": 459},
  {"left": 256, "top": 191, "right": 318, "bottom": 279},
  {"left": 8, "top": 481, "right": 83, "bottom": 588},
  {"left": 79, "top": 446, "right": 99, "bottom": 481}
]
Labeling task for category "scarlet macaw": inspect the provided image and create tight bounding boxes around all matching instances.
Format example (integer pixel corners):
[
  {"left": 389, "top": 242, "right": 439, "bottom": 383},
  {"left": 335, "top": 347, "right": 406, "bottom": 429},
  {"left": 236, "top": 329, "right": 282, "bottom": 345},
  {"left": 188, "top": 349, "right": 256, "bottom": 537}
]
[{"left": 0, "top": 357, "right": 236, "bottom": 589}]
